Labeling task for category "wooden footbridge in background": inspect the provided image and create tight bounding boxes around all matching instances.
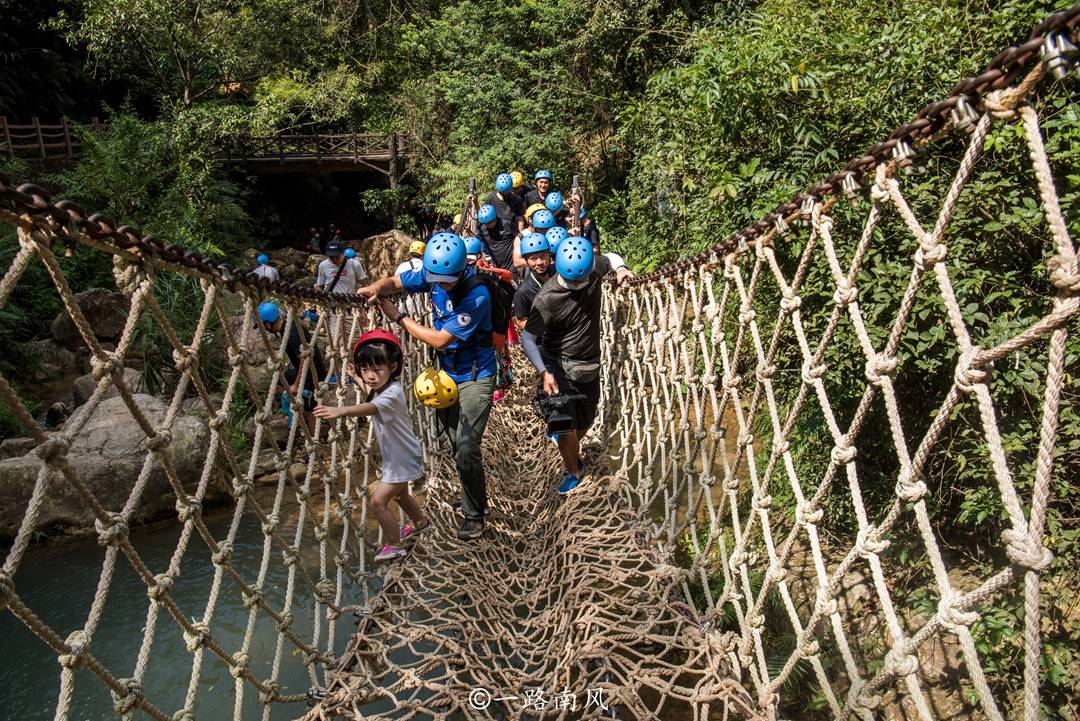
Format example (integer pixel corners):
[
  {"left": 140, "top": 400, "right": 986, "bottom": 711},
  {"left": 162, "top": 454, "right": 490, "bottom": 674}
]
[{"left": 0, "top": 116, "right": 414, "bottom": 176}]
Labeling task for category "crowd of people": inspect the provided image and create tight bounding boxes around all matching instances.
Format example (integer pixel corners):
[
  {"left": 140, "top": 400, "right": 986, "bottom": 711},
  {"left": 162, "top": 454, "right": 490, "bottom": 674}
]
[{"left": 253, "top": 169, "right": 633, "bottom": 560}]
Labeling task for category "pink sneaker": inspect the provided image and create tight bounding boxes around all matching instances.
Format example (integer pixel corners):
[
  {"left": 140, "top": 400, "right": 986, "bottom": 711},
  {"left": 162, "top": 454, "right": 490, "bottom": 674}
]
[
  {"left": 374, "top": 544, "right": 406, "bottom": 562},
  {"left": 399, "top": 519, "right": 430, "bottom": 541},
  {"left": 492, "top": 390, "right": 506, "bottom": 403}
]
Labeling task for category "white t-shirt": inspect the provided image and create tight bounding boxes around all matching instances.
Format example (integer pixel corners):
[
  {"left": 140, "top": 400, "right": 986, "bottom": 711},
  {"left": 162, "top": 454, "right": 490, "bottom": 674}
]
[
  {"left": 395, "top": 257, "right": 425, "bottom": 315},
  {"left": 316, "top": 257, "right": 367, "bottom": 295},
  {"left": 395, "top": 257, "right": 423, "bottom": 276},
  {"left": 369, "top": 381, "right": 424, "bottom": 483},
  {"left": 253, "top": 264, "right": 280, "bottom": 282}
]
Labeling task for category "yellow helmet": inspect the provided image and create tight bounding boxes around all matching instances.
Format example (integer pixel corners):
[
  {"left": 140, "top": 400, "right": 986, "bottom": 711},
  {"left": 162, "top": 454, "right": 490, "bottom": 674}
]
[
  {"left": 409, "top": 240, "right": 426, "bottom": 256},
  {"left": 453, "top": 213, "right": 463, "bottom": 226},
  {"left": 414, "top": 368, "right": 458, "bottom": 409},
  {"left": 510, "top": 170, "right": 525, "bottom": 189},
  {"left": 525, "top": 203, "right": 546, "bottom": 221}
]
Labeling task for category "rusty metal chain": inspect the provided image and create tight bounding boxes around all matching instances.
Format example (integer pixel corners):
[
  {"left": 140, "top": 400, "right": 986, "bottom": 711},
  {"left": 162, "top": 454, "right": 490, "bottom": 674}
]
[
  {"left": 0, "top": 179, "right": 371, "bottom": 308},
  {"left": 627, "top": 4, "right": 1080, "bottom": 286}
]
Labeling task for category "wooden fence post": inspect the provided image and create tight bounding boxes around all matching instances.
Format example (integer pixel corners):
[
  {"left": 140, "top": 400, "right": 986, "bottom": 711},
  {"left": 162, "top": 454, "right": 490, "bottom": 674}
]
[
  {"left": 62, "top": 119, "right": 73, "bottom": 159},
  {"left": 388, "top": 134, "right": 400, "bottom": 227},
  {"left": 32, "top": 116, "right": 46, "bottom": 158},
  {"left": 1, "top": 117, "right": 12, "bottom": 158}
]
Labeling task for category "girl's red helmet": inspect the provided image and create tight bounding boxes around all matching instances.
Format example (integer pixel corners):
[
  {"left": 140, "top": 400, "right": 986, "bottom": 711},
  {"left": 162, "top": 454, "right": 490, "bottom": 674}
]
[{"left": 352, "top": 328, "right": 401, "bottom": 357}]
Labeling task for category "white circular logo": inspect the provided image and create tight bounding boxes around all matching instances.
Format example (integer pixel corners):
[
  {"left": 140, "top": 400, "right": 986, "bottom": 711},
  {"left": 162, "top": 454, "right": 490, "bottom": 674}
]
[
  {"left": 457, "top": 313, "right": 472, "bottom": 326},
  {"left": 468, "top": 688, "right": 491, "bottom": 709}
]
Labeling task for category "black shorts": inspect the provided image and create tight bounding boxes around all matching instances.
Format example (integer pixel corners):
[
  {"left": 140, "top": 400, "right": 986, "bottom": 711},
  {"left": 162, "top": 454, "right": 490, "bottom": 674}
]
[{"left": 538, "top": 369, "right": 601, "bottom": 434}]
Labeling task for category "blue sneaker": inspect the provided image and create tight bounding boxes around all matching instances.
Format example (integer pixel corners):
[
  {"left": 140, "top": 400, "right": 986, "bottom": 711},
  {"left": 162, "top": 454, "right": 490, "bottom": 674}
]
[
  {"left": 558, "top": 474, "right": 582, "bottom": 496},
  {"left": 546, "top": 433, "right": 558, "bottom": 446}
]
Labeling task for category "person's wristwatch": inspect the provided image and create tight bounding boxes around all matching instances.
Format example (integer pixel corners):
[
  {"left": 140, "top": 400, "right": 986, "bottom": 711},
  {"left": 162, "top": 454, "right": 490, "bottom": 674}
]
[{"left": 396, "top": 312, "right": 410, "bottom": 327}]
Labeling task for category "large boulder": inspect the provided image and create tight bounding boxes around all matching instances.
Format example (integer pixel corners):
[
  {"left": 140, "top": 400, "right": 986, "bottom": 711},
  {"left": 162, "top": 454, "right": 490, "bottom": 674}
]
[
  {"left": 359, "top": 229, "right": 416, "bottom": 280},
  {"left": 269, "top": 247, "right": 310, "bottom": 270},
  {"left": 0, "top": 437, "right": 38, "bottom": 460},
  {"left": 50, "top": 288, "right": 130, "bottom": 347},
  {"left": 262, "top": 247, "right": 313, "bottom": 284},
  {"left": 0, "top": 393, "right": 215, "bottom": 538},
  {"left": 223, "top": 315, "right": 276, "bottom": 392},
  {"left": 25, "top": 338, "right": 79, "bottom": 383},
  {"left": 71, "top": 367, "right": 143, "bottom": 407}
]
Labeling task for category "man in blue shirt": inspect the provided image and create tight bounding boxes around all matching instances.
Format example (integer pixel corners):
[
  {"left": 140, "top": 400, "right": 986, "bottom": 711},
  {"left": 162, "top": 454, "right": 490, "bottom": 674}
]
[{"left": 357, "top": 232, "right": 495, "bottom": 540}]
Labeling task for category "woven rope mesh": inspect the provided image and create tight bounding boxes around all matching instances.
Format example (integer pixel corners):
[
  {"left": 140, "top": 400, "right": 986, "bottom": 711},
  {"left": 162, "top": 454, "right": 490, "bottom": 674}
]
[{"left": 0, "top": 20, "right": 1077, "bottom": 721}]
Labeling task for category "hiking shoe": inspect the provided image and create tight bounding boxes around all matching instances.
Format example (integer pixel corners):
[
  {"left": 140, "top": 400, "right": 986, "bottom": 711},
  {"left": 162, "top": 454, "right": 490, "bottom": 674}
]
[
  {"left": 399, "top": 519, "right": 430, "bottom": 542},
  {"left": 374, "top": 544, "right": 407, "bottom": 562},
  {"left": 546, "top": 433, "right": 559, "bottom": 446},
  {"left": 558, "top": 474, "right": 582, "bottom": 496},
  {"left": 456, "top": 519, "right": 484, "bottom": 540}
]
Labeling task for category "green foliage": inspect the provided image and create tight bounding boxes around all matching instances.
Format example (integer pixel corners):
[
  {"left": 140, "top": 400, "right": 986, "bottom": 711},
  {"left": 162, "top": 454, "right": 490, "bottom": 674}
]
[
  {"left": 53, "top": 109, "right": 250, "bottom": 256},
  {"left": 615, "top": 0, "right": 1066, "bottom": 268},
  {"left": 384, "top": 0, "right": 698, "bottom": 215},
  {"left": 359, "top": 185, "right": 417, "bottom": 232}
]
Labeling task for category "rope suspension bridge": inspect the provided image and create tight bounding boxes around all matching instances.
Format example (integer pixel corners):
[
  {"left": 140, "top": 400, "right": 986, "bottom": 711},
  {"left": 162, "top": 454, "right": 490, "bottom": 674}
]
[{"left": 1, "top": 7, "right": 1077, "bottom": 720}]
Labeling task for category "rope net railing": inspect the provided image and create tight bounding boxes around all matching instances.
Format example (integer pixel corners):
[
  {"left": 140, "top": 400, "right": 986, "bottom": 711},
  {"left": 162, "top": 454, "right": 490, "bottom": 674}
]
[
  {"left": 0, "top": 7, "right": 1076, "bottom": 721},
  {"left": 590, "top": 31, "right": 1078, "bottom": 721},
  {"left": 0, "top": 198, "right": 448, "bottom": 719}
]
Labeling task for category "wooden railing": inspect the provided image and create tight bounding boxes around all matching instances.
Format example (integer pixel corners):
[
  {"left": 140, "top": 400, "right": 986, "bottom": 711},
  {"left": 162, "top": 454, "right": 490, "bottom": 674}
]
[
  {"left": 219, "top": 132, "right": 414, "bottom": 174},
  {"left": 1, "top": 117, "right": 106, "bottom": 159},
  {"left": 1, "top": 118, "right": 414, "bottom": 173}
]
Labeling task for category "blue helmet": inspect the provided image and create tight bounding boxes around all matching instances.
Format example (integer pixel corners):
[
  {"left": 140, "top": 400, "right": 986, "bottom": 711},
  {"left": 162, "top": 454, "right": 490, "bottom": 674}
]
[
  {"left": 520, "top": 232, "right": 550, "bottom": 256},
  {"left": 532, "top": 209, "right": 555, "bottom": 229},
  {"left": 495, "top": 173, "right": 513, "bottom": 193},
  {"left": 545, "top": 192, "right": 564, "bottom": 212},
  {"left": 423, "top": 232, "right": 467, "bottom": 281},
  {"left": 478, "top": 204, "right": 497, "bottom": 224},
  {"left": 258, "top": 301, "right": 281, "bottom": 323},
  {"left": 257, "top": 253, "right": 269, "bottom": 264},
  {"left": 463, "top": 236, "right": 483, "bottom": 256},
  {"left": 534, "top": 169, "right": 553, "bottom": 181},
  {"left": 344, "top": 247, "right": 356, "bottom": 259},
  {"left": 555, "top": 237, "right": 594, "bottom": 281},
  {"left": 546, "top": 226, "right": 568, "bottom": 247}
]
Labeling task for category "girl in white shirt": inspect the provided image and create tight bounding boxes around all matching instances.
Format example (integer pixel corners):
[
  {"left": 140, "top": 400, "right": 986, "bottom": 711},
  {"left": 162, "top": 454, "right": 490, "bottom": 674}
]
[{"left": 314, "top": 329, "right": 428, "bottom": 562}]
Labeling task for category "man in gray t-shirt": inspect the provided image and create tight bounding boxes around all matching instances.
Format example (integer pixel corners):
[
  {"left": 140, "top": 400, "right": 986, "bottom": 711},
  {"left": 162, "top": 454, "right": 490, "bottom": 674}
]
[
  {"left": 315, "top": 241, "right": 367, "bottom": 295},
  {"left": 315, "top": 241, "right": 367, "bottom": 345}
]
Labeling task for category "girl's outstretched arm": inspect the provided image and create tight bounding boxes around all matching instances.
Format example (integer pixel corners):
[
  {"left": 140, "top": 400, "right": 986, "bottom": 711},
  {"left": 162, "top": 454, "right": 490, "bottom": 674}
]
[{"left": 313, "top": 402, "right": 377, "bottom": 420}]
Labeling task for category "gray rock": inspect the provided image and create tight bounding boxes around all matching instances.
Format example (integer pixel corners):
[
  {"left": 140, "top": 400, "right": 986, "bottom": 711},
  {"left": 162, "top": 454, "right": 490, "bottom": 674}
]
[
  {"left": 0, "top": 394, "right": 215, "bottom": 538},
  {"left": 269, "top": 247, "right": 311, "bottom": 270},
  {"left": 243, "top": 414, "right": 290, "bottom": 447},
  {"left": 0, "top": 437, "right": 38, "bottom": 460},
  {"left": 71, "top": 367, "right": 142, "bottom": 407},
  {"left": 45, "top": 402, "right": 70, "bottom": 428},
  {"left": 221, "top": 315, "right": 275, "bottom": 392},
  {"left": 50, "top": 288, "right": 130, "bottom": 347},
  {"left": 180, "top": 393, "right": 224, "bottom": 418},
  {"left": 253, "top": 447, "right": 282, "bottom": 477},
  {"left": 25, "top": 339, "right": 78, "bottom": 382},
  {"left": 280, "top": 263, "right": 305, "bottom": 282}
]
